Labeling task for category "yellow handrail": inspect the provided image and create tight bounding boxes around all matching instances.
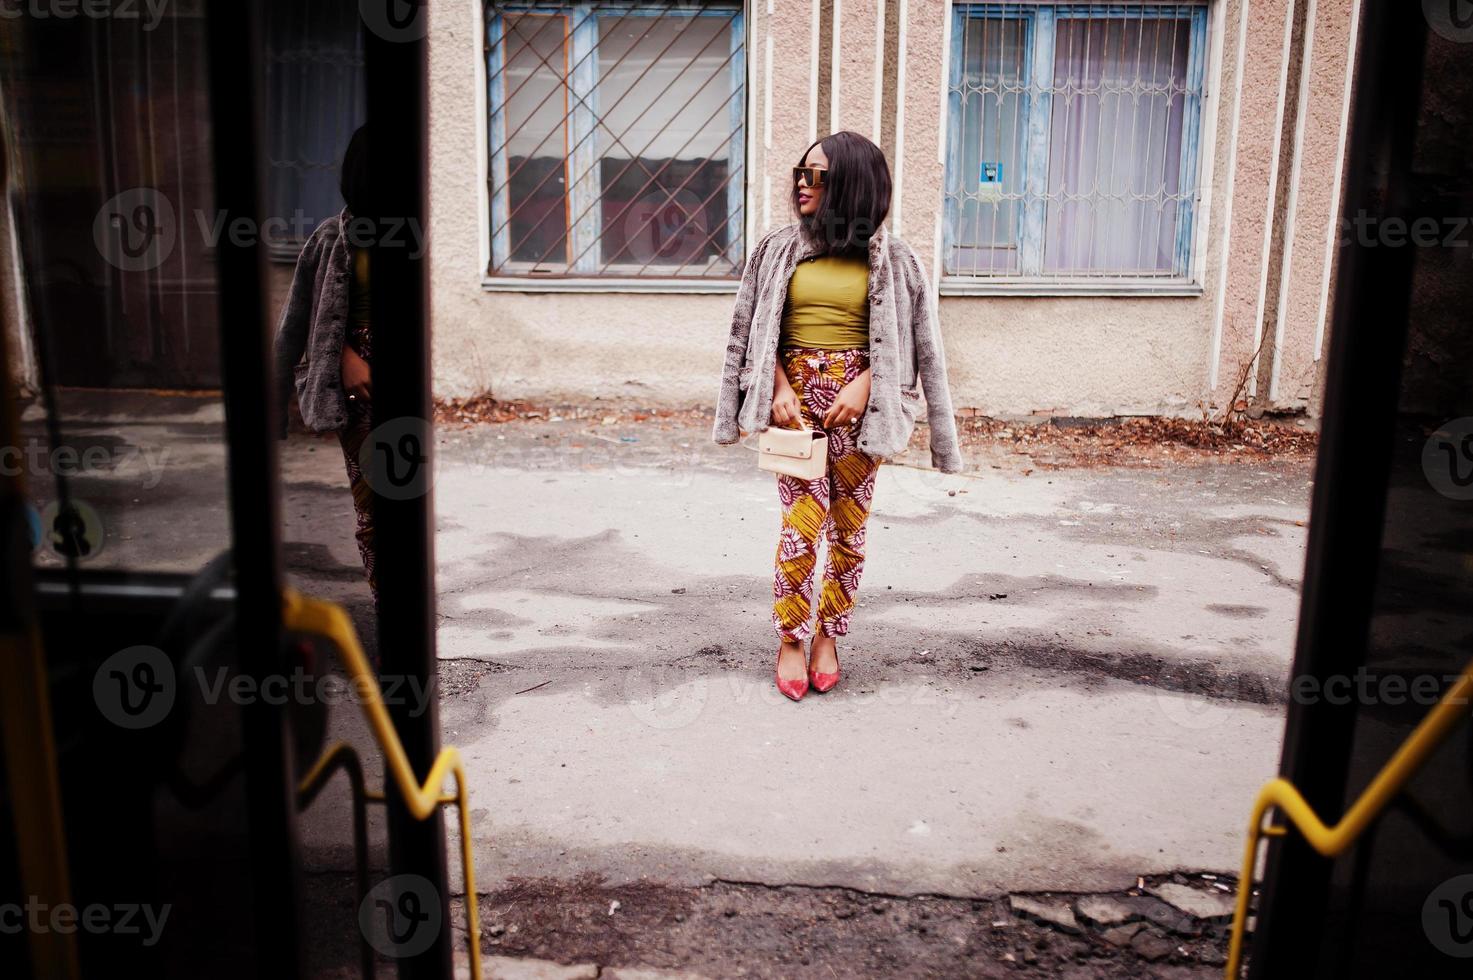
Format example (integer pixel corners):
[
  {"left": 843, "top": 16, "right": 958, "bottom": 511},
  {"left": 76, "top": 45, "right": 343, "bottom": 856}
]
[
  {"left": 1225, "top": 659, "right": 1473, "bottom": 978},
  {"left": 283, "top": 588, "right": 484, "bottom": 980},
  {"left": 296, "top": 740, "right": 374, "bottom": 979}
]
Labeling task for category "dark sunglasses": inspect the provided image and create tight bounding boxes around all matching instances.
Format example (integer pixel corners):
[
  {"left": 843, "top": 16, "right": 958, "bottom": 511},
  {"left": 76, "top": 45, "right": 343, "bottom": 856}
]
[{"left": 793, "top": 166, "right": 827, "bottom": 188}]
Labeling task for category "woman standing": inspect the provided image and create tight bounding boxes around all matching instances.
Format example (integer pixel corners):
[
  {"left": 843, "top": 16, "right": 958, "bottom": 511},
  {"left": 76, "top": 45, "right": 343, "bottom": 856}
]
[
  {"left": 713, "top": 131, "right": 965, "bottom": 702},
  {"left": 273, "top": 125, "right": 378, "bottom": 602}
]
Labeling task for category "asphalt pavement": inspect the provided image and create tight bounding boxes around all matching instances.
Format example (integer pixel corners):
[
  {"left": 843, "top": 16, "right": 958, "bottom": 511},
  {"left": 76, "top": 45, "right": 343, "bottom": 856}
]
[{"left": 19, "top": 392, "right": 1307, "bottom": 905}]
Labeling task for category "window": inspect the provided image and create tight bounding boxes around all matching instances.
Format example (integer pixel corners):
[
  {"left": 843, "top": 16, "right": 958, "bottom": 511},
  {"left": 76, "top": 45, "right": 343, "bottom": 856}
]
[
  {"left": 485, "top": 1, "right": 746, "bottom": 282},
  {"left": 944, "top": 3, "right": 1208, "bottom": 288},
  {"left": 263, "top": 0, "right": 366, "bottom": 260}
]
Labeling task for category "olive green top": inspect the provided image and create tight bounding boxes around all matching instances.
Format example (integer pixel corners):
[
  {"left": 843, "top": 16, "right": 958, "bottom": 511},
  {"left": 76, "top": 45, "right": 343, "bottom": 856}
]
[
  {"left": 348, "top": 247, "right": 372, "bottom": 335},
  {"left": 778, "top": 254, "right": 870, "bottom": 350}
]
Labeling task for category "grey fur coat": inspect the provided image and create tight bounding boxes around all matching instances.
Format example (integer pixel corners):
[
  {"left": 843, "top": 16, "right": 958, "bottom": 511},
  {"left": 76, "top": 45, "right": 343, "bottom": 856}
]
[
  {"left": 712, "top": 222, "right": 966, "bottom": 473},
  {"left": 272, "top": 209, "right": 354, "bottom": 437}
]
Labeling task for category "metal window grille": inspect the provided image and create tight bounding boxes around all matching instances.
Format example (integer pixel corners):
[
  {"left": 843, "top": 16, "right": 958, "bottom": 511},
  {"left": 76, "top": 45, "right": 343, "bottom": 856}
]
[
  {"left": 485, "top": 1, "right": 746, "bottom": 280},
  {"left": 944, "top": 2, "right": 1208, "bottom": 284}
]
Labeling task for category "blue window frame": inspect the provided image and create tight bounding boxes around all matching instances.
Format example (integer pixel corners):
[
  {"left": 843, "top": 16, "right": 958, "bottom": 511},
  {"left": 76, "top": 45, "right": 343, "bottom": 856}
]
[
  {"left": 485, "top": 1, "right": 746, "bottom": 280},
  {"left": 945, "top": 2, "right": 1209, "bottom": 286}
]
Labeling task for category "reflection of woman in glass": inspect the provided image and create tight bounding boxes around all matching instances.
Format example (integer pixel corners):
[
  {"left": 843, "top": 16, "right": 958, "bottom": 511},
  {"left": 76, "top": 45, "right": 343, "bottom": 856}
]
[
  {"left": 273, "top": 125, "right": 376, "bottom": 601},
  {"left": 713, "top": 131, "right": 965, "bottom": 702}
]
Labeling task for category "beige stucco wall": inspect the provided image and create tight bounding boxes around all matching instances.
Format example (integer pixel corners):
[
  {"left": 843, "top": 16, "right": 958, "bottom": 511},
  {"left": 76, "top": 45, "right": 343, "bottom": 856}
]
[
  {"left": 938, "top": 295, "right": 1213, "bottom": 417},
  {"left": 425, "top": 0, "right": 1358, "bottom": 418},
  {"left": 831, "top": 0, "right": 881, "bottom": 148},
  {"left": 1209, "top": 0, "right": 1356, "bottom": 419},
  {"left": 1214, "top": 0, "right": 1289, "bottom": 414},
  {"left": 1273, "top": 0, "right": 1356, "bottom": 414}
]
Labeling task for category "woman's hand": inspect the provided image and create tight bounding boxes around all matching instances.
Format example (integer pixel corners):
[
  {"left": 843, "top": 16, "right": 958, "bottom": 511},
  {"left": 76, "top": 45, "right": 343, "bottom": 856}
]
[
  {"left": 341, "top": 345, "right": 372, "bottom": 406},
  {"left": 823, "top": 368, "right": 871, "bottom": 428},
  {"left": 771, "top": 358, "right": 802, "bottom": 428}
]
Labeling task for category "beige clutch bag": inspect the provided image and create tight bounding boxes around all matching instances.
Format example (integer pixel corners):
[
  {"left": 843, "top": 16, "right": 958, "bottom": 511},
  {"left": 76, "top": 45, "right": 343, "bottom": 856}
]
[{"left": 757, "top": 419, "right": 828, "bottom": 480}]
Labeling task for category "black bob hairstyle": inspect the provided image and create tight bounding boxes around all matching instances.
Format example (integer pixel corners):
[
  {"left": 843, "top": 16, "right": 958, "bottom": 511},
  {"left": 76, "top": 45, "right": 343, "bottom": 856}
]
[
  {"left": 792, "top": 130, "right": 892, "bottom": 258},
  {"left": 340, "top": 124, "right": 371, "bottom": 217}
]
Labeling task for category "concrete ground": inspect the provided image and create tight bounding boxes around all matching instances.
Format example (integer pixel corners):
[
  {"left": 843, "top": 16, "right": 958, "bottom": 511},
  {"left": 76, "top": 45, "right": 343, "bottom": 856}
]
[
  {"left": 355, "top": 413, "right": 1301, "bottom": 897},
  {"left": 24, "top": 392, "right": 1312, "bottom": 975}
]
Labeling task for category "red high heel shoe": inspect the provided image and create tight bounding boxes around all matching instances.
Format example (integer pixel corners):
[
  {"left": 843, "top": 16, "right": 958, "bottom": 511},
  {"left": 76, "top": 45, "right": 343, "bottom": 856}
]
[
  {"left": 776, "top": 645, "right": 809, "bottom": 701},
  {"left": 808, "top": 640, "right": 841, "bottom": 693}
]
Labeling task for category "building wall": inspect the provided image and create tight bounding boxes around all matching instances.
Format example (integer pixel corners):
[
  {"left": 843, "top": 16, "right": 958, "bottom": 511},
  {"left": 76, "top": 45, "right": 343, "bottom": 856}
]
[
  {"left": 1214, "top": 0, "right": 1287, "bottom": 416},
  {"left": 423, "top": 0, "right": 1359, "bottom": 417},
  {"left": 1279, "top": 0, "right": 1359, "bottom": 416},
  {"left": 424, "top": 0, "right": 734, "bottom": 406}
]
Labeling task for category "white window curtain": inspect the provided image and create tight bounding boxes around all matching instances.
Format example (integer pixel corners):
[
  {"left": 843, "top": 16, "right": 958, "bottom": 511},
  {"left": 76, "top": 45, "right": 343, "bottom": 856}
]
[{"left": 1044, "top": 16, "right": 1191, "bottom": 276}]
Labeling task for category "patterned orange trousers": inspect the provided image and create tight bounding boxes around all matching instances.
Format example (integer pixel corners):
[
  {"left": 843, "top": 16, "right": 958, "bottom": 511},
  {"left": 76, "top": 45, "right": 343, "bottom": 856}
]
[
  {"left": 772, "top": 346, "right": 881, "bottom": 641},
  {"left": 337, "top": 400, "right": 378, "bottom": 602}
]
